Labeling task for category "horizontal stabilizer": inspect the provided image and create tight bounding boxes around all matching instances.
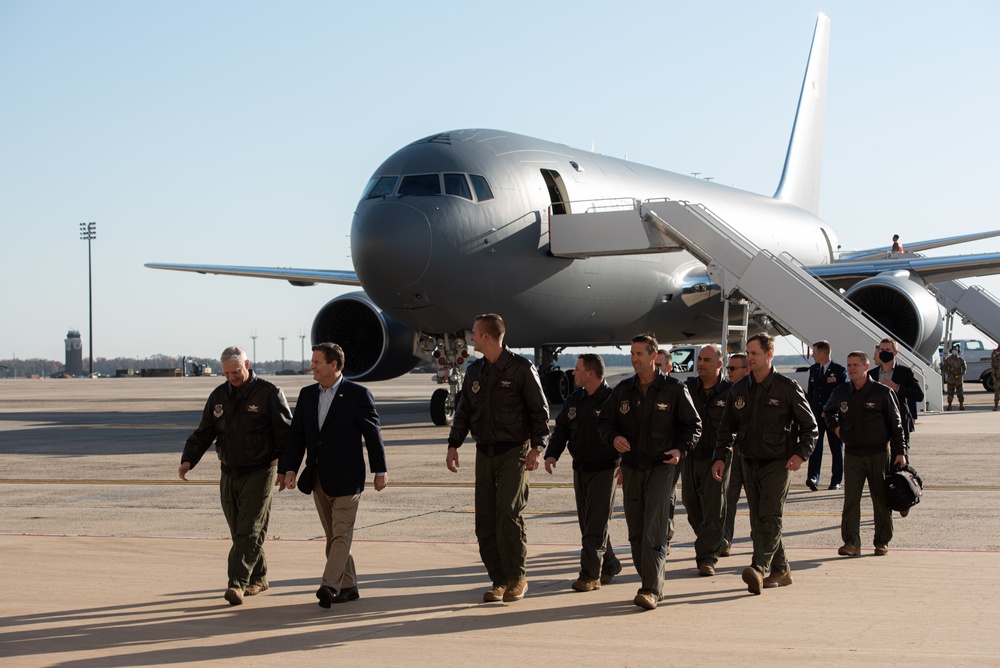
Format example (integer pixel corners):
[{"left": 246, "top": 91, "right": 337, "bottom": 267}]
[{"left": 144, "top": 263, "right": 361, "bottom": 287}]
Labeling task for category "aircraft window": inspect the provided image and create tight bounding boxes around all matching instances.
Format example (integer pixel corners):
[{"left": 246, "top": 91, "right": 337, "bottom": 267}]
[
  {"left": 470, "top": 174, "right": 494, "bottom": 202},
  {"left": 398, "top": 174, "right": 441, "bottom": 196},
  {"left": 444, "top": 173, "right": 473, "bottom": 200},
  {"left": 361, "top": 177, "right": 378, "bottom": 199},
  {"left": 367, "top": 176, "right": 398, "bottom": 198}
]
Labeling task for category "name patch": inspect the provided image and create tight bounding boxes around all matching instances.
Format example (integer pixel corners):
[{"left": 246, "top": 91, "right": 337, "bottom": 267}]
[
  {"left": 655, "top": 402, "right": 670, "bottom": 411},
  {"left": 500, "top": 379, "right": 513, "bottom": 388},
  {"left": 767, "top": 398, "right": 781, "bottom": 407},
  {"left": 247, "top": 404, "right": 260, "bottom": 413}
]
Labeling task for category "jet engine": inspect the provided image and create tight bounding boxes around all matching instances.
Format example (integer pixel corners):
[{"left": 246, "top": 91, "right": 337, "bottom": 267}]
[
  {"left": 310, "top": 291, "right": 420, "bottom": 381},
  {"left": 843, "top": 272, "right": 944, "bottom": 360}
]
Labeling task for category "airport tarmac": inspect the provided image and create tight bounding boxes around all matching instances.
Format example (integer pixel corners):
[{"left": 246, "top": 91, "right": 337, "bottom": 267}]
[{"left": 1, "top": 373, "right": 998, "bottom": 666}]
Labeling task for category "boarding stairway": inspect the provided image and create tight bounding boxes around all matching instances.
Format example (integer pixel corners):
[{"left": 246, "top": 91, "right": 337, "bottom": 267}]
[
  {"left": 933, "top": 279, "right": 1000, "bottom": 346},
  {"left": 549, "top": 198, "right": 943, "bottom": 410}
]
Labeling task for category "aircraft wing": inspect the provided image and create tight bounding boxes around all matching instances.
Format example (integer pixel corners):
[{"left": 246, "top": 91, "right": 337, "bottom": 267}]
[
  {"left": 839, "top": 230, "right": 1000, "bottom": 261},
  {"left": 144, "top": 263, "right": 360, "bottom": 287},
  {"left": 807, "top": 252, "right": 1000, "bottom": 289}
]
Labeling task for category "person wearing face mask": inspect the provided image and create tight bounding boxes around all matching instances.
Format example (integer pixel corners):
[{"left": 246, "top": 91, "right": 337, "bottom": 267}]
[{"left": 868, "top": 338, "right": 924, "bottom": 451}]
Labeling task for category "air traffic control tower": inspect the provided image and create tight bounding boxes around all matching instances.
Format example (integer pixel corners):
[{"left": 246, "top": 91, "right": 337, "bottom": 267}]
[{"left": 65, "top": 330, "right": 83, "bottom": 376}]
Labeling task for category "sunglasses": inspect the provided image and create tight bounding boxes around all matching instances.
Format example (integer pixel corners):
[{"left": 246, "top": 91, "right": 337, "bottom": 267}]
[{"left": 727, "top": 366, "right": 745, "bottom": 371}]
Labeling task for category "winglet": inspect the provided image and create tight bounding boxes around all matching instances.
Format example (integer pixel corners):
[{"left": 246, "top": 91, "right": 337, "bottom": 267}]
[{"left": 774, "top": 13, "right": 831, "bottom": 215}]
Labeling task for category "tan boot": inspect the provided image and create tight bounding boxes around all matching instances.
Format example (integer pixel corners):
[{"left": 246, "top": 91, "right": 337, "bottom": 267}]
[{"left": 502, "top": 578, "right": 528, "bottom": 602}]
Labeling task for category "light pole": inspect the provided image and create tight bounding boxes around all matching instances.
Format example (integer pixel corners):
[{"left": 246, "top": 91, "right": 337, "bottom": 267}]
[
  {"left": 79, "top": 222, "right": 97, "bottom": 377},
  {"left": 279, "top": 336, "right": 286, "bottom": 371},
  {"left": 250, "top": 330, "right": 257, "bottom": 367},
  {"left": 300, "top": 332, "right": 306, "bottom": 371}
]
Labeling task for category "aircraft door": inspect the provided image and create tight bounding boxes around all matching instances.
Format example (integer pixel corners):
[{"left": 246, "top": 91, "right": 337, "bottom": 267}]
[{"left": 540, "top": 169, "right": 571, "bottom": 215}]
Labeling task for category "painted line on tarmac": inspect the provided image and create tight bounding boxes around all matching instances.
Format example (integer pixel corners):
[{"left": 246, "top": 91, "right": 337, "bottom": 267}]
[
  {"left": 1, "top": 532, "right": 997, "bottom": 553},
  {"left": 2, "top": 479, "right": 999, "bottom": 493},
  {"left": 0, "top": 479, "right": 578, "bottom": 488}
]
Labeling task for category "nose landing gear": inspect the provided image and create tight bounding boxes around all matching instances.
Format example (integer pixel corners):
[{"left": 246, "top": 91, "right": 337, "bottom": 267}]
[{"left": 420, "top": 331, "right": 469, "bottom": 426}]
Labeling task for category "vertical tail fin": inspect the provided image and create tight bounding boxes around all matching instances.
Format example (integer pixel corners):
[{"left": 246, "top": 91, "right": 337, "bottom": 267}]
[{"left": 774, "top": 13, "right": 830, "bottom": 215}]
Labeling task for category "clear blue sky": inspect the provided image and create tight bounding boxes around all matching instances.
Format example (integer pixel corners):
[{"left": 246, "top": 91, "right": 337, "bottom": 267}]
[{"left": 2, "top": 0, "right": 999, "bottom": 362}]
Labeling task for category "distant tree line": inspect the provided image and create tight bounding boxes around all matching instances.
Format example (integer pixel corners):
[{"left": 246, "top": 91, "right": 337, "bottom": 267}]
[
  {"left": 0, "top": 355, "right": 313, "bottom": 378},
  {"left": 0, "top": 351, "right": 810, "bottom": 379}
]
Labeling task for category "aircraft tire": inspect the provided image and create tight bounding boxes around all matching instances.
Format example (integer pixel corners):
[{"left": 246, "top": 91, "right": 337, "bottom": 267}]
[
  {"left": 544, "top": 370, "right": 570, "bottom": 405},
  {"left": 430, "top": 388, "right": 454, "bottom": 426}
]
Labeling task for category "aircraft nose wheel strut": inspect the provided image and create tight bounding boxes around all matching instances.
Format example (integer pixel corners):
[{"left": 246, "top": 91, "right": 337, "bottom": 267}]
[{"left": 422, "top": 332, "right": 468, "bottom": 426}]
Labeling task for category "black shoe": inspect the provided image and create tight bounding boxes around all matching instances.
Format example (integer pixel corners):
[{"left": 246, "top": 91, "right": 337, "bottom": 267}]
[
  {"left": 806, "top": 479, "right": 819, "bottom": 492},
  {"left": 828, "top": 483, "right": 841, "bottom": 490},
  {"left": 316, "top": 585, "right": 337, "bottom": 609},
  {"left": 333, "top": 585, "right": 360, "bottom": 603}
]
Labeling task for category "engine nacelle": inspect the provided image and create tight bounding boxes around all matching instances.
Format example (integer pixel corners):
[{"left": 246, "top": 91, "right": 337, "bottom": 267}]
[
  {"left": 310, "top": 291, "right": 420, "bottom": 381},
  {"left": 843, "top": 272, "right": 944, "bottom": 360}
]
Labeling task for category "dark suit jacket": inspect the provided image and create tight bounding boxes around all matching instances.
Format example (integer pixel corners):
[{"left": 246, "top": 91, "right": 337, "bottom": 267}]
[
  {"left": 868, "top": 363, "right": 924, "bottom": 436},
  {"left": 283, "top": 379, "right": 387, "bottom": 497},
  {"left": 806, "top": 361, "right": 847, "bottom": 414}
]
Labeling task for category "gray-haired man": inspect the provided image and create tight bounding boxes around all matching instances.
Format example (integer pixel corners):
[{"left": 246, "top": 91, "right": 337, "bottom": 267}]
[{"left": 179, "top": 346, "right": 292, "bottom": 606}]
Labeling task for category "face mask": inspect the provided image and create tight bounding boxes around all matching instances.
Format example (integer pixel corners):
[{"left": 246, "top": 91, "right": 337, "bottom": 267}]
[{"left": 878, "top": 350, "right": 894, "bottom": 363}]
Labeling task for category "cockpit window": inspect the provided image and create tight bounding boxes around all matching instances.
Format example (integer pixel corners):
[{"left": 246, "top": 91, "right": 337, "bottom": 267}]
[
  {"left": 398, "top": 174, "right": 441, "bottom": 196},
  {"left": 444, "top": 173, "right": 473, "bottom": 200},
  {"left": 367, "top": 176, "right": 398, "bottom": 199},
  {"left": 470, "top": 174, "right": 494, "bottom": 202},
  {"left": 361, "top": 177, "right": 378, "bottom": 200}
]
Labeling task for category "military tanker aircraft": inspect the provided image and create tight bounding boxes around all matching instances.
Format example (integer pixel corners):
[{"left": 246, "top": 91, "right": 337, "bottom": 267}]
[{"left": 148, "top": 14, "right": 1000, "bottom": 425}]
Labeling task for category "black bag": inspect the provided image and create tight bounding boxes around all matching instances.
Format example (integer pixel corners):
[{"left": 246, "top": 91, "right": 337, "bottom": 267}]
[{"left": 885, "top": 464, "right": 923, "bottom": 513}]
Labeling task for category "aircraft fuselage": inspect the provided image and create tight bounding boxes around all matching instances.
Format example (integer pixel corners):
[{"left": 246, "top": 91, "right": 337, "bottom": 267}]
[{"left": 351, "top": 129, "right": 837, "bottom": 347}]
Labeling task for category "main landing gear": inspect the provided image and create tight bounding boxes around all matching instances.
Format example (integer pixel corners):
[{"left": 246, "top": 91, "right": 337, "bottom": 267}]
[{"left": 536, "top": 345, "right": 574, "bottom": 406}]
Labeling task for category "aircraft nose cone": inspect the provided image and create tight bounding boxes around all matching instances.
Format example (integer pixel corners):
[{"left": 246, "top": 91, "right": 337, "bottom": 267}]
[{"left": 352, "top": 201, "right": 432, "bottom": 292}]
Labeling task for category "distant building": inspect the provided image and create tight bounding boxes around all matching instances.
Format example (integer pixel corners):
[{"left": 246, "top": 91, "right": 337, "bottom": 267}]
[{"left": 65, "top": 330, "right": 83, "bottom": 376}]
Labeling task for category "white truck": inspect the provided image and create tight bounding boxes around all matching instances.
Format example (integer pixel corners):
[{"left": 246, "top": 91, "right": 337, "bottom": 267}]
[{"left": 939, "top": 339, "right": 996, "bottom": 391}]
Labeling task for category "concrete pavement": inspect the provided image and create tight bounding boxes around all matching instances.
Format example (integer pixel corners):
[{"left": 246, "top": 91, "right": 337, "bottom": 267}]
[{"left": 1, "top": 374, "right": 998, "bottom": 666}]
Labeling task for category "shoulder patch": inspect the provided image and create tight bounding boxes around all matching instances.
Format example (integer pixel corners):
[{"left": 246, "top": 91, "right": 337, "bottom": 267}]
[
  {"left": 471, "top": 380, "right": 481, "bottom": 394},
  {"left": 213, "top": 404, "right": 224, "bottom": 418},
  {"left": 840, "top": 401, "right": 849, "bottom": 413},
  {"left": 567, "top": 406, "right": 577, "bottom": 420}
]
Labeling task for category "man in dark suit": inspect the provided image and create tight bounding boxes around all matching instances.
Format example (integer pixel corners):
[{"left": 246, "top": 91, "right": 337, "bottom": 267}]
[
  {"left": 868, "top": 338, "right": 924, "bottom": 453},
  {"left": 805, "top": 340, "right": 848, "bottom": 491},
  {"left": 284, "top": 342, "right": 387, "bottom": 608}
]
